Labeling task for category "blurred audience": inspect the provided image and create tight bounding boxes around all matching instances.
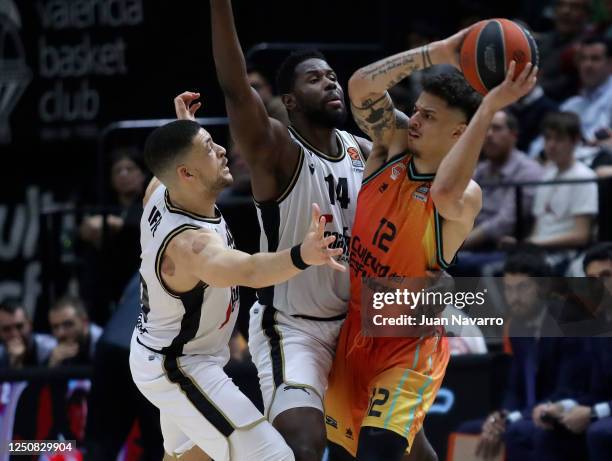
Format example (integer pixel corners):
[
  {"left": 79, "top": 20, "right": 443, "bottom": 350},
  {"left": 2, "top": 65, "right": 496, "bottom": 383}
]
[
  {"left": 247, "top": 63, "right": 289, "bottom": 125},
  {"left": 454, "top": 250, "right": 589, "bottom": 461},
  {"left": 508, "top": 85, "right": 559, "bottom": 154},
  {"left": 467, "top": 111, "right": 544, "bottom": 250},
  {"left": 560, "top": 35, "right": 612, "bottom": 145},
  {"left": 79, "top": 147, "right": 147, "bottom": 324},
  {"left": 537, "top": 0, "right": 592, "bottom": 101},
  {"left": 0, "top": 301, "right": 56, "bottom": 368},
  {"left": 48, "top": 296, "right": 102, "bottom": 367},
  {"left": 525, "top": 243, "right": 612, "bottom": 461},
  {"left": 505, "top": 112, "right": 598, "bottom": 273}
]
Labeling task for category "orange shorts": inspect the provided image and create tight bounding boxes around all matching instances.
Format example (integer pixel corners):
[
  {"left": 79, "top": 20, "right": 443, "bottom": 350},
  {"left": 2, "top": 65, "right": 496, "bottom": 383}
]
[{"left": 324, "top": 313, "right": 449, "bottom": 456}]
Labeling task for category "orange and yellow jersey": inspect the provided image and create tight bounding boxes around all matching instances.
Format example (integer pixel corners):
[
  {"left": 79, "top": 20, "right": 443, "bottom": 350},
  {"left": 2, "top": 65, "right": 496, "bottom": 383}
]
[{"left": 348, "top": 153, "right": 455, "bottom": 317}]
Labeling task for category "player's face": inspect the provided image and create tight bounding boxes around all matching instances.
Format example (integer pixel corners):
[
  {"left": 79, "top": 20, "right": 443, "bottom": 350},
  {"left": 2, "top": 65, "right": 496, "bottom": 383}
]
[
  {"left": 49, "top": 306, "right": 87, "bottom": 344},
  {"left": 578, "top": 43, "right": 610, "bottom": 90},
  {"left": 407, "top": 92, "right": 467, "bottom": 158},
  {"left": 184, "top": 128, "right": 233, "bottom": 193},
  {"left": 483, "top": 111, "right": 516, "bottom": 162},
  {"left": 503, "top": 273, "right": 541, "bottom": 319},
  {"left": 291, "top": 58, "right": 347, "bottom": 127},
  {"left": 543, "top": 130, "right": 576, "bottom": 167},
  {"left": 0, "top": 309, "right": 31, "bottom": 345}
]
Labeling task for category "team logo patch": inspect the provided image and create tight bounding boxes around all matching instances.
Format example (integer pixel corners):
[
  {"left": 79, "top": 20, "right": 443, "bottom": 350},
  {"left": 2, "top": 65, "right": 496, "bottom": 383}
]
[
  {"left": 347, "top": 147, "right": 364, "bottom": 171},
  {"left": 412, "top": 183, "right": 430, "bottom": 202},
  {"left": 325, "top": 415, "right": 338, "bottom": 429},
  {"left": 390, "top": 163, "right": 405, "bottom": 180},
  {"left": 379, "top": 182, "right": 389, "bottom": 193},
  {"left": 282, "top": 385, "right": 311, "bottom": 395}
]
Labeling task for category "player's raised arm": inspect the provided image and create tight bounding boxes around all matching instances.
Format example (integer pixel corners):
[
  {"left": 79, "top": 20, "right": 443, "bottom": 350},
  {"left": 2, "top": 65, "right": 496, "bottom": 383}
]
[
  {"left": 206, "top": 0, "right": 293, "bottom": 167},
  {"left": 348, "top": 28, "right": 470, "bottom": 161},
  {"left": 431, "top": 61, "right": 538, "bottom": 223},
  {"left": 167, "top": 204, "right": 344, "bottom": 290}
]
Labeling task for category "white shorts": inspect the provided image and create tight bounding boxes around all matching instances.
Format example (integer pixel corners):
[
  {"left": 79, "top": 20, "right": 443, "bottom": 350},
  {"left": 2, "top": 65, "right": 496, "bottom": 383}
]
[
  {"left": 248, "top": 302, "right": 344, "bottom": 422},
  {"left": 129, "top": 333, "right": 294, "bottom": 461}
]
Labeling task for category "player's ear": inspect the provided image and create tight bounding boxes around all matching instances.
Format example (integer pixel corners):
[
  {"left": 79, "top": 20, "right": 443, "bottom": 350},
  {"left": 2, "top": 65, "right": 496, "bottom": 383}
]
[
  {"left": 452, "top": 123, "right": 467, "bottom": 138},
  {"left": 281, "top": 93, "right": 297, "bottom": 111},
  {"left": 176, "top": 164, "right": 193, "bottom": 182}
]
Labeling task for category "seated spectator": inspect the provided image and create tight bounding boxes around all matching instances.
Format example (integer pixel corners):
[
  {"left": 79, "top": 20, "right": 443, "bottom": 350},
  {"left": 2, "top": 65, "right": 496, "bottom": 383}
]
[
  {"left": 528, "top": 243, "right": 612, "bottom": 461},
  {"left": 78, "top": 147, "right": 147, "bottom": 323},
  {"left": 536, "top": 0, "right": 592, "bottom": 101},
  {"left": 506, "top": 112, "right": 599, "bottom": 273},
  {"left": 453, "top": 250, "right": 589, "bottom": 461},
  {"left": 48, "top": 296, "right": 102, "bottom": 367},
  {"left": 0, "top": 301, "right": 56, "bottom": 368},
  {"left": 466, "top": 111, "right": 544, "bottom": 250},
  {"left": 509, "top": 85, "right": 559, "bottom": 154},
  {"left": 560, "top": 35, "right": 612, "bottom": 145}
]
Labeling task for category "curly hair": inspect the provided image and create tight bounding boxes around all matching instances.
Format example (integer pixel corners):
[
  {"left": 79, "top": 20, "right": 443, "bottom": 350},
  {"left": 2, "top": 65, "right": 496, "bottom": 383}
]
[{"left": 421, "top": 70, "right": 482, "bottom": 122}]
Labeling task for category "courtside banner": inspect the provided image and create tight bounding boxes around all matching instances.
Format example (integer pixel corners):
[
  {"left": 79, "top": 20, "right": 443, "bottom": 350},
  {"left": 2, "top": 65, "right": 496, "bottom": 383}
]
[{"left": 360, "top": 277, "right": 612, "bottom": 338}]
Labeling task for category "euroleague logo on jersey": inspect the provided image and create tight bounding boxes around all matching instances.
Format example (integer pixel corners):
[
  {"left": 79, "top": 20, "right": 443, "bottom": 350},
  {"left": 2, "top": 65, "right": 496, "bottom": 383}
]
[{"left": 347, "top": 147, "right": 364, "bottom": 171}]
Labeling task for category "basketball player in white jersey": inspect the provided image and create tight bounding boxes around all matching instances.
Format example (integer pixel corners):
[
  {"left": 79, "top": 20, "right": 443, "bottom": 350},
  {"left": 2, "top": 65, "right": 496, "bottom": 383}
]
[
  {"left": 129, "top": 119, "right": 346, "bottom": 461},
  {"left": 173, "top": 1, "right": 372, "bottom": 460}
]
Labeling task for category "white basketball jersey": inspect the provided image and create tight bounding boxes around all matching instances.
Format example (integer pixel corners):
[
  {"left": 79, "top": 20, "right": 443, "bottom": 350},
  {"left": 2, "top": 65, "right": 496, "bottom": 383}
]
[
  {"left": 255, "top": 126, "right": 365, "bottom": 318},
  {"left": 136, "top": 185, "right": 239, "bottom": 359}
]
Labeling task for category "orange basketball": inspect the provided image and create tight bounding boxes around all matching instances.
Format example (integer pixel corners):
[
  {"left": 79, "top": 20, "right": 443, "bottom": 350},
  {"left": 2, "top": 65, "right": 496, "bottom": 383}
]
[{"left": 460, "top": 19, "right": 539, "bottom": 95}]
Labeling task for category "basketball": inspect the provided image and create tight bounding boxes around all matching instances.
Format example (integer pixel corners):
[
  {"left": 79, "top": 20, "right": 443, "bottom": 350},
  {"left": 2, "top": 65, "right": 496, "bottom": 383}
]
[{"left": 460, "top": 18, "right": 539, "bottom": 95}]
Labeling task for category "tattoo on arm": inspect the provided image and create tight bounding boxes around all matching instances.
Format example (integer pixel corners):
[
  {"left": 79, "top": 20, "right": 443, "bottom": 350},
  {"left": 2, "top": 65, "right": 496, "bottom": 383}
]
[
  {"left": 351, "top": 93, "right": 396, "bottom": 145},
  {"left": 359, "top": 49, "right": 423, "bottom": 85}
]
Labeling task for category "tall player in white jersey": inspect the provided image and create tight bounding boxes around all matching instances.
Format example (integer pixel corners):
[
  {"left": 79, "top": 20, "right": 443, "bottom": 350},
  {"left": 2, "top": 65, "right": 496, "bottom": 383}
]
[
  {"left": 174, "top": 1, "right": 371, "bottom": 460},
  {"left": 129, "top": 119, "right": 345, "bottom": 461}
]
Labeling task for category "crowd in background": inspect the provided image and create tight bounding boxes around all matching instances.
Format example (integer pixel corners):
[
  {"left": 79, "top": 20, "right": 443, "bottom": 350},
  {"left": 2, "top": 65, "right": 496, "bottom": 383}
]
[{"left": 1, "top": 0, "right": 612, "bottom": 460}]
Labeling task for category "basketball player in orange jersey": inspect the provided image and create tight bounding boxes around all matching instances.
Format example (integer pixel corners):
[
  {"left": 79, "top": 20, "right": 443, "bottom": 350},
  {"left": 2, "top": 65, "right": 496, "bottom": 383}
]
[{"left": 324, "top": 30, "right": 538, "bottom": 460}]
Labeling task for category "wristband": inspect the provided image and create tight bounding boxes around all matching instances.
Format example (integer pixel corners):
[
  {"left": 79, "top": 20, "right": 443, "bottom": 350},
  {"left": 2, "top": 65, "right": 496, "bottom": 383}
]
[{"left": 291, "top": 244, "right": 310, "bottom": 270}]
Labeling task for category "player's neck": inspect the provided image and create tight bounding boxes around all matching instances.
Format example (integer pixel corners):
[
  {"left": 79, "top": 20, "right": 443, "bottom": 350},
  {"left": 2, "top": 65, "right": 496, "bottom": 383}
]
[
  {"left": 167, "top": 187, "right": 217, "bottom": 219},
  {"left": 412, "top": 154, "right": 441, "bottom": 176},
  {"left": 291, "top": 118, "right": 340, "bottom": 157}
]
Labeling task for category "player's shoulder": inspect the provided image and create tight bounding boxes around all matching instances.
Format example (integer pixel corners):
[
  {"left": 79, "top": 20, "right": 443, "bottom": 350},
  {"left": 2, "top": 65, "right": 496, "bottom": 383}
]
[
  {"left": 143, "top": 177, "right": 163, "bottom": 207},
  {"left": 165, "top": 227, "right": 220, "bottom": 259}
]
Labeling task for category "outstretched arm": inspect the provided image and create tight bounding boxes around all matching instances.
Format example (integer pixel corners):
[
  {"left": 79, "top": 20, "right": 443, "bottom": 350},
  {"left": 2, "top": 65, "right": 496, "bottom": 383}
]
[
  {"left": 165, "top": 204, "right": 344, "bottom": 290},
  {"left": 208, "top": 0, "right": 294, "bottom": 167}
]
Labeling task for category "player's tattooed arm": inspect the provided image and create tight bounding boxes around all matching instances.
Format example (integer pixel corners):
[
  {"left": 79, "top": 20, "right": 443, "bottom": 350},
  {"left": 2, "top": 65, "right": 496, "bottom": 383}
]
[{"left": 350, "top": 94, "right": 409, "bottom": 148}]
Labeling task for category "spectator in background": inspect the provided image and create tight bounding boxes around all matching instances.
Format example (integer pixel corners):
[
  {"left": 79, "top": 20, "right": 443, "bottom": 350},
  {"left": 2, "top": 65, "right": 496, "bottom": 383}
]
[
  {"left": 560, "top": 35, "right": 612, "bottom": 144},
  {"left": 506, "top": 112, "right": 598, "bottom": 273},
  {"left": 537, "top": 0, "right": 592, "bottom": 101},
  {"left": 453, "top": 250, "right": 588, "bottom": 461},
  {"left": 508, "top": 85, "right": 559, "bottom": 154},
  {"left": 0, "top": 301, "right": 56, "bottom": 368},
  {"left": 467, "top": 111, "right": 544, "bottom": 250},
  {"left": 527, "top": 243, "right": 612, "bottom": 461},
  {"left": 79, "top": 147, "right": 147, "bottom": 324},
  {"left": 47, "top": 296, "right": 102, "bottom": 367},
  {"left": 452, "top": 111, "right": 543, "bottom": 276},
  {"left": 247, "top": 63, "right": 289, "bottom": 126}
]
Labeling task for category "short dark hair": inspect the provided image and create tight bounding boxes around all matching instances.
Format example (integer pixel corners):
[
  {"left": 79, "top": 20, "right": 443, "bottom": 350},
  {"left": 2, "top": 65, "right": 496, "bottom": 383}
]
[
  {"left": 541, "top": 111, "right": 582, "bottom": 140},
  {"left": 421, "top": 70, "right": 482, "bottom": 122},
  {"left": 502, "top": 110, "right": 519, "bottom": 133},
  {"left": 276, "top": 49, "right": 327, "bottom": 95},
  {"left": 110, "top": 146, "right": 146, "bottom": 173},
  {"left": 50, "top": 296, "right": 88, "bottom": 318},
  {"left": 0, "top": 300, "right": 26, "bottom": 316},
  {"left": 144, "top": 120, "right": 201, "bottom": 180},
  {"left": 503, "top": 246, "right": 552, "bottom": 277},
  {"left": 583, "top": 242, "right": 612, "bottom": 272},
  {"left": 580, "top": 35, "right": 612, "bottom": 58}
]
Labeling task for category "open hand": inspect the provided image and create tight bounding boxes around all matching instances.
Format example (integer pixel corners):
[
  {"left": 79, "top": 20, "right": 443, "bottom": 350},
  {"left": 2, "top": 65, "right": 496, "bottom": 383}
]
[
  {"left": 300, "top": 204, "right": 346, "bottom": 272},
  {"left": 174, "top": 91, "right": 202, "bottom": 121},
  {"left": 483, "top": 61, "right": 538, "bottom": 112}
]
